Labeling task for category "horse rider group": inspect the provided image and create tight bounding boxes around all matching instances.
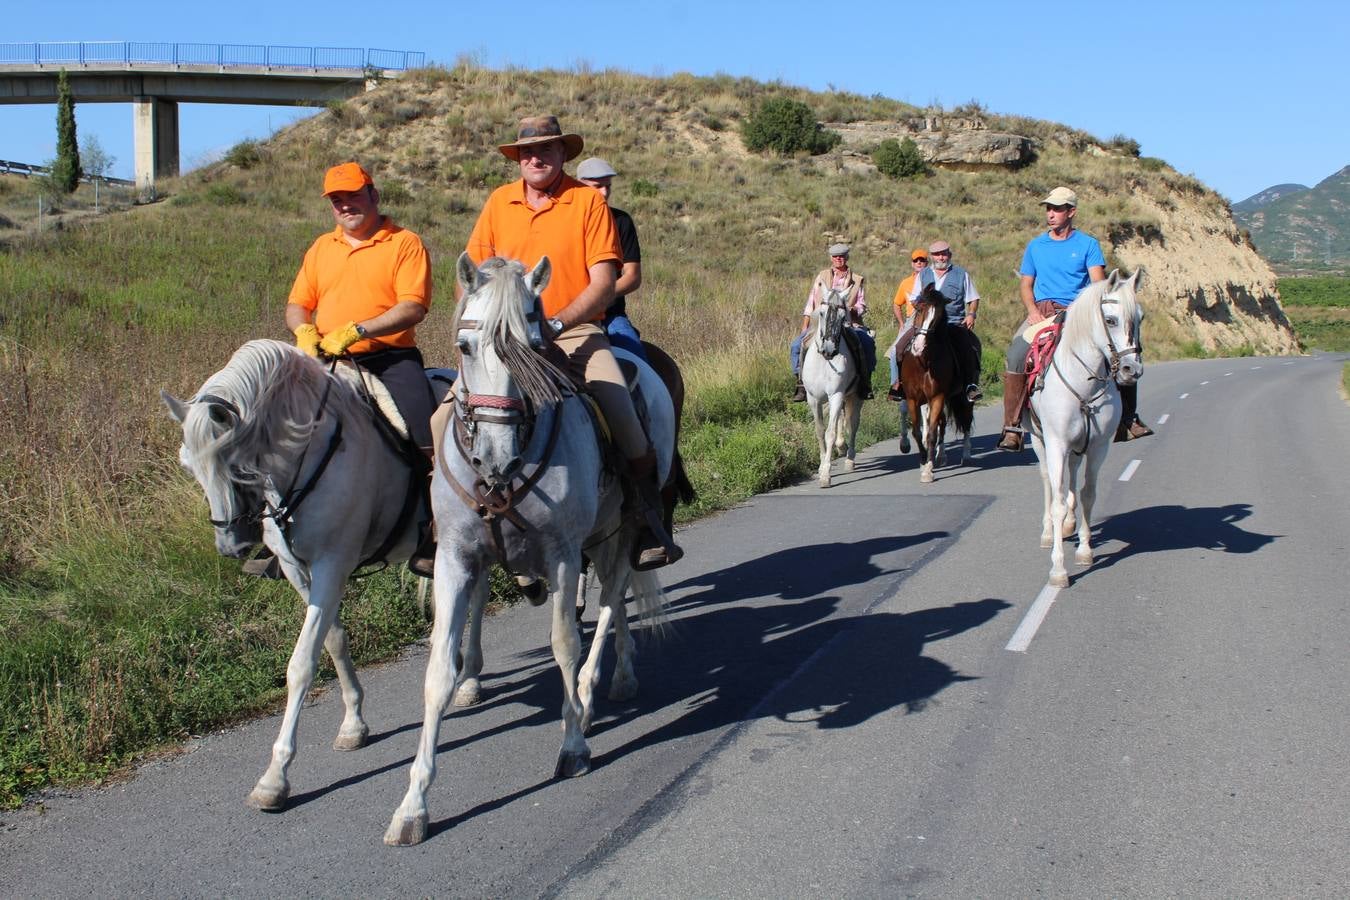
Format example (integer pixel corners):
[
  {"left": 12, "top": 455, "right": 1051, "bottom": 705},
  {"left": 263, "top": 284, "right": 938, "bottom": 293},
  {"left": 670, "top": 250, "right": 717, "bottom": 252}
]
[
  {"left": 262, "top": 112, "right": 1153, "bottom": 580},
  {"left": 787, "top": 189, "right": 1153, "bottom": 452},
  {"left": 283, "top": 114, "right": 680, "bottom": 581}
]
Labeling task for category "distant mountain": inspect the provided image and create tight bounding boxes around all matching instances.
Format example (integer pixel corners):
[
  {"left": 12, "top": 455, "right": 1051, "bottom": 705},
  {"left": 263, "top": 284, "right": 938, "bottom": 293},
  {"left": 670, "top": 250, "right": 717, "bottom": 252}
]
[
  {"left": 1232, "top": 183, "right": 1308, "bottom": 214},
  {"left": 1233, "top": 166, "right": 1350, "bottom": 271}
]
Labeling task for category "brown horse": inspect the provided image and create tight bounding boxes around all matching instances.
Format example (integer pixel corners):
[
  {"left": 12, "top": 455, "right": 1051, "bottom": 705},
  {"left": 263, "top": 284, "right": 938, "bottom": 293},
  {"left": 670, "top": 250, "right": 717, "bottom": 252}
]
[{"left": 898, "top": 286, "right": 975, "bottom": 482}]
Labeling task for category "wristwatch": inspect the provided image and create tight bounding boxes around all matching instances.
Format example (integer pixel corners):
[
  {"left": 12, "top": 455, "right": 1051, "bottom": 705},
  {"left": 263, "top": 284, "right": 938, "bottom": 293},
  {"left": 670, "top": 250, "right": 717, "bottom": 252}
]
[
  {"left": 547, "top": 318, "right": 564, "bottom": 337},
  {"left": 354, "top": 323, "right": 369, "bottom": 339}
]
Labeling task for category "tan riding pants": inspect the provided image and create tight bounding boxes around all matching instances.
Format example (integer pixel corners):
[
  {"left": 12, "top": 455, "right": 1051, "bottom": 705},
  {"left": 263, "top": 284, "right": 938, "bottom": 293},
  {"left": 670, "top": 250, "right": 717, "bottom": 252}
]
[{"left": 430, "top": 323, "right": 649, "bottom": 463}]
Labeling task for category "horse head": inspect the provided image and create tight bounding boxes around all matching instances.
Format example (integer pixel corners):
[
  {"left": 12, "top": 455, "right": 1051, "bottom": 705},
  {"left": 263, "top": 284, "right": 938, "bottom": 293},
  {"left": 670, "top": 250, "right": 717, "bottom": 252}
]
[
  {"left": 813, "top": 287, "right": 849, "bottom": 359},
  {"left": 162, "top": 383, "right": 262, "bottom": 557},
  {"left": 453, "top": 252, "right": 569, "bottom": 489},
  {"left": 911, "top": 285, "right": 949, "bottom": 358},
  {"left": 1089, "top": 268, "right": 1145, "bottom": 385}
]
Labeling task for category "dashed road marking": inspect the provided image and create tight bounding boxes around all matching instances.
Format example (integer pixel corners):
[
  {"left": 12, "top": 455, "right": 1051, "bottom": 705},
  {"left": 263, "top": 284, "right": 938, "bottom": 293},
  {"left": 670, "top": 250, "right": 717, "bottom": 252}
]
[
  {"left": 1224, "top": 372, "right": 1234, "bottom": 377},
  {"left": 1180, "top": 392, "right": 1190, "bottom": 399},
  {"left": 1119, "top": 459, "right": 1142, "bottom": 482},
  {"left": 1006, "top": 584, "right": 1061, "bottom": 652},
  {"left": 1157, "top": 413, "right": 1170, "bottom": 425},
  {"left": 1200, "top": 381, "right": 1209, "bottom": 386}
]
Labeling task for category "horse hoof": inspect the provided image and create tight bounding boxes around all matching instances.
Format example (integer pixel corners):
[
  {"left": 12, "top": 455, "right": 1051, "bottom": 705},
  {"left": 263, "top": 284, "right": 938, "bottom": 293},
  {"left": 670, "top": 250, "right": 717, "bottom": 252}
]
[
  {"left": 333, "top": 724, "right": 369, "bottom": 751},
  {"left": 516, "top": 577, "right": 548, "bottom": 606},
  {"left": 246, "top": 783, "right": 289, "bottom": 812},
  {"left": 900, "top": 437, "right": 911, "bottom": 453},
  {"left": 818, "top": 477, "right": 831, "bottom": 488},
  {"left": 844, "top": 459, "right": 856, "bottom": 472},
  {"left": 1075, "top": 549, "right": 1094, "bottom": 566},
  {"left": 920, "top": 468, "right": 934, "bottom": 484},
  {"left": 452, "top": 678, "right": 482, "bottom": 707},
  {"left": 1049, "top": 572, "right": 1070, "bottom": 588},
  {"left": 608, "top": 676, "right": 639, "bottom": 702},
  {"left": 554, "top": 748, "right": 592, "bottom": 779},
  {"left": 383, "top": 813, "right": 428, "bottom": 846}
]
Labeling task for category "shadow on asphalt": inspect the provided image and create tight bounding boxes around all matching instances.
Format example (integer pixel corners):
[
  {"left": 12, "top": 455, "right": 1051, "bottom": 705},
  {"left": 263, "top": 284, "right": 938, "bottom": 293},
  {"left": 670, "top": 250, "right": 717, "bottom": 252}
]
[
  {"left": 290, "top": 527, "right": 1014, "bottom": 834},
  {"left": 1091, "top": 502, "right": 1279, "bottom": 572}
]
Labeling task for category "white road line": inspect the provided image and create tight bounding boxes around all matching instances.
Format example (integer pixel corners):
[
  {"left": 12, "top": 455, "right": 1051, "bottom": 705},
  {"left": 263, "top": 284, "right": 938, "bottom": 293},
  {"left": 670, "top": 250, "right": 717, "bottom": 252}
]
[
  {"left": 1251, "top": 365, "right": 1262, "bottom": 369},
  {"left": 1007, "top": 584, "right": 1061, "bottom": 652},
  {"left": 1157, "top": 413, "right": 1170, "bottom": 425},
  {"left": 1200, "top": 381, "right": 1209, "bottom": 385},
  {"left": 1119, "top": 459, "right": 1142, "bottom": 482},
  {"left": 1224, "top": 372, "right": 1234, "bottom": 377},
  {"left": 1180, "top": 392, "right": 1190, "bottom": 399}
]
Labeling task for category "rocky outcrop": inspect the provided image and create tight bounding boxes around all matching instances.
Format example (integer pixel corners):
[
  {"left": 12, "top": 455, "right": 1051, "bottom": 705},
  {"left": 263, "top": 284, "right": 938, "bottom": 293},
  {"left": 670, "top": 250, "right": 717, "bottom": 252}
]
[
  {"left": 828, "top": 120, "right": 1035, "bottom": 169},
  {"left": 1109, "top": 193, "right": 1300, "bottom": 355}
]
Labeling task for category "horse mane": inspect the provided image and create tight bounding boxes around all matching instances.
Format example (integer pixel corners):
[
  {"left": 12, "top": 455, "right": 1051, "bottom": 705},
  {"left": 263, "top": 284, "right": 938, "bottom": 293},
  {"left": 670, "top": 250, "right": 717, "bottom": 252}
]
[
  {"left": 186, "top": 339, "right": 367, "bottom": 486},
  {"left": 1061, "top": 276, "right": 1140, "bottom": 348},
  {"left": 459, "top": 257, "right": 572, "bottom": 409},
  {"left": 913, "top": 285, "right": 949, "bottom": 326}
]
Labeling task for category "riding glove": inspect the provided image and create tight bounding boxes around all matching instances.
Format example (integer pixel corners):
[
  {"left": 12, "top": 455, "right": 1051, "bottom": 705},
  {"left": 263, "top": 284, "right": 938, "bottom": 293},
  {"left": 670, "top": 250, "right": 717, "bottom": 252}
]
[
  {"left": 318, "top": 321, "right": 363, "bottom": 357},
  {"left": 293, "top": 323, "right": 321, "bottom": 358}
]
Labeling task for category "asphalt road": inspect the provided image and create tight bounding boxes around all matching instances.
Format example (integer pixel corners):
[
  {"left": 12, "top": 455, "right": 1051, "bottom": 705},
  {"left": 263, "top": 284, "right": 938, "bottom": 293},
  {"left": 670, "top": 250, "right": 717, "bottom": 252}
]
[{"left": 3, "top": 354, "right": 1347, "bottom": 898}]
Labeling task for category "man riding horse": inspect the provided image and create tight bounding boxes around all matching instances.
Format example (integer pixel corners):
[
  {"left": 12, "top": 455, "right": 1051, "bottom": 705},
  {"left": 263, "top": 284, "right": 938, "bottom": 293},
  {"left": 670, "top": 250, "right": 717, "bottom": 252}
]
[
  {"left": 437, "top": 114, "right": 682, "bottom": 571},
  {"left": 791, "top": 241, "right": 877, "bottom": 401}
]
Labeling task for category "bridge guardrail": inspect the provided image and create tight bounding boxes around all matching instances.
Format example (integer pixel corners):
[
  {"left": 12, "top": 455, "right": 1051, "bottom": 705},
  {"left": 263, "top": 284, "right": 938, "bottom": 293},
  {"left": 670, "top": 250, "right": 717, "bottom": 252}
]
[
  {"left": 1, "top": 158, "right": 136, "bottom": 187},
  {"left": 0, "top": 41, "right": 425, "bottom": 71}
]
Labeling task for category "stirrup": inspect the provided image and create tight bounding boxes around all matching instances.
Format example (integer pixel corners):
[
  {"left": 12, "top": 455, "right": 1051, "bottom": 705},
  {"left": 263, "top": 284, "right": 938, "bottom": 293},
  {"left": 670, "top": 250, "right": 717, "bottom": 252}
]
[
  {"left": 997, "top": 428, "right": 1023, "bottom": 452},
  {"left": 966, "top": 383, "right": 983, "bottom": 402},
  {"left": 406, "top": 521, "right": 437, "bottom": 578}
]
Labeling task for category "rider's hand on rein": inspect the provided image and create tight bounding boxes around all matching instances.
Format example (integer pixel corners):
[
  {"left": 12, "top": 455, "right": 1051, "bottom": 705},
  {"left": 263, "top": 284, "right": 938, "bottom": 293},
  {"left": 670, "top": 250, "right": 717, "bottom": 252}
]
[
  {"left": 318, "top": 321, "right": 363, "bottom": 358},
  {"left": 293, "top": 323, "right": 322, "bottom": 358}
]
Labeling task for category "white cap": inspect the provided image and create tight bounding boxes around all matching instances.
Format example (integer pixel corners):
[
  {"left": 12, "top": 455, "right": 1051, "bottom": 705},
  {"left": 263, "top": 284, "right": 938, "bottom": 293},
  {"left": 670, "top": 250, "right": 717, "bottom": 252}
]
[{"left": 576, "top": 157, "right": 618, "bottom": 179}]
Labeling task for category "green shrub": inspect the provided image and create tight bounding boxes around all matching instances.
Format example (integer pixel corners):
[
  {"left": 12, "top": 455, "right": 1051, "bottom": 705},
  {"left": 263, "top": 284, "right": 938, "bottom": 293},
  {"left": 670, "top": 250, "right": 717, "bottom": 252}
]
[
  {"left": 741, "top": 97, "right": 841, "bottom": 156},
  {"left": 224, "top": 141, "right": 264, "bottom": 170},
  {"left": 204, "top": 183, "right": 247, "bottom": 206},
  {"left": 1107, "top": 134, "right": 1142, "bottom": 157},
  {"left": 379, "top": 180, "right": 412, "bottom": 205},
  {"left": 873, "top": 138, "right": 927, "bottom": 179},
  {"left": 630, "top": 178, "right": 659, "bottom": 198}
]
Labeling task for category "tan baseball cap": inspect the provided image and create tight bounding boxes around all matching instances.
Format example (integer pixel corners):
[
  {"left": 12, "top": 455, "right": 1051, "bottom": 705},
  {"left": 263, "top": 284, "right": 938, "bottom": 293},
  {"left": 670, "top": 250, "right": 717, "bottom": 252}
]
[{"left": 1041, "top": 186, "right": 1078, "bottom": 207}]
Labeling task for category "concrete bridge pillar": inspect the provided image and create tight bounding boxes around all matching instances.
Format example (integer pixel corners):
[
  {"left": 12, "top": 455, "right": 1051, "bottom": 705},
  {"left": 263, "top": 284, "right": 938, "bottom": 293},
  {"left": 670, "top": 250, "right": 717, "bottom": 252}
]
[{"left": 133, "top": 96, "right": 179, "bottom": 193}]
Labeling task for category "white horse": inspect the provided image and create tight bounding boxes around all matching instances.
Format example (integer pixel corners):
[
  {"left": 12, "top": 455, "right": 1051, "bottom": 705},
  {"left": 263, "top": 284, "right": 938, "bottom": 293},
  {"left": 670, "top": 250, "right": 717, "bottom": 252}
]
[
  {"left": 801, "top": 286, "right": 862, "bottom": 487},
  {"left": 384, "top": 254, "right": 672, "bottom": 846},
  {"left": 162, "top": 340, "right": 434, "bottom": 811},
  {"left": 1026, "top": 269, "right": 1144, "bottom": 587}
]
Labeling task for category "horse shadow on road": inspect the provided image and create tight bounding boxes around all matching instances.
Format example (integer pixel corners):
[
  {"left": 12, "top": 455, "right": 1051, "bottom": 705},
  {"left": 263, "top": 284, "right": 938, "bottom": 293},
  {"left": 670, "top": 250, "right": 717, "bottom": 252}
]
[{"left": 1090, "top": 502, "right": 1278, "bottom": 572}]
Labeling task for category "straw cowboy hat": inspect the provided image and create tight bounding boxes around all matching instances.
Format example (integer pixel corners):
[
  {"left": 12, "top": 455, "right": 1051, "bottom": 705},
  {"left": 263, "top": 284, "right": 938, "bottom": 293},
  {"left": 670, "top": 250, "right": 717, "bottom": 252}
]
[{"left": 498, "top": 115, "right": 584, "bottom": 162}]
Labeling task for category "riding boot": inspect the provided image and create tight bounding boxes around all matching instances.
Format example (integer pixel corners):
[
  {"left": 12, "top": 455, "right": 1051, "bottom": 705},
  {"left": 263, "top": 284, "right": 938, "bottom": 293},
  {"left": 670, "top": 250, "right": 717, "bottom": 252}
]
[
  {"left": 998, "top": 371, "right": 1027, "bottom": 452},
  {"left": 888, "top": 382, "right": 905, "bottom": 402},
  {"left": 791, "top": 375, "right": 806, "bottom": 402},
  {"left": 406, "top": 467, "right": 437, "bottom": 578},
  {"left": 1114, "top": 382, "right": 1155, "bottom": 442},
  {"left": 624, "top": 450, "right": 684, "bottom": 571}
]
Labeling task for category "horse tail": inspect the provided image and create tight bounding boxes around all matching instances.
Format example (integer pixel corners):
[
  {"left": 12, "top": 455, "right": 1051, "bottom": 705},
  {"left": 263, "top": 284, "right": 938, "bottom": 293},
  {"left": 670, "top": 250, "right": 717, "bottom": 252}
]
[
  {"left": 627, "top": 568, "right": 672, "bottom": 639},
  {"left": 671, "top": 449, "right": 696, "bottom": 506}
]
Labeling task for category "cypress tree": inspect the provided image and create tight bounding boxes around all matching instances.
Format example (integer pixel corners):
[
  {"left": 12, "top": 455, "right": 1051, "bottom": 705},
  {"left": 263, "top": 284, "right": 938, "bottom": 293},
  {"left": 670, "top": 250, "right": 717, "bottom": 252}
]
[{"left": 52, "top": 68, "right": 82, "bottom": 194}]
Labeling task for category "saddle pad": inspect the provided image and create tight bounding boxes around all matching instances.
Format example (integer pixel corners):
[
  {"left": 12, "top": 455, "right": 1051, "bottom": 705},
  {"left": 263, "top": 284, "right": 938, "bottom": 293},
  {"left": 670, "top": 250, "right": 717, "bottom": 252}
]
[
  {"left": 334, "top": 362, "right": 409, "bottom": 441},
  {"left": 1022, "top": 317, "right": 1059, "bottom": 344}
]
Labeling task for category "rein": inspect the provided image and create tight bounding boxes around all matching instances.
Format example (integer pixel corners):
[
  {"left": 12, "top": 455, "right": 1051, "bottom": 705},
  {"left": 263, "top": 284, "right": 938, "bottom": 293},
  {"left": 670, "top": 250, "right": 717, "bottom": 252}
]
[
  {"left": 260, "top": 364, "right": 344, "bottom": 541},
  {"left": 1034, "top": 297, "right": 1137, "bottom": 456}
]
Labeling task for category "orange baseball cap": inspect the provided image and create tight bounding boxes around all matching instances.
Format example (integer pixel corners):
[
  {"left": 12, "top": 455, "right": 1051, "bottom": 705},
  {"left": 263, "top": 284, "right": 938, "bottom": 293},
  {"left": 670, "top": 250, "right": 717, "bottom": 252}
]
[
  {"left": 322, "top": 162, "right": 373, "bottom": 196},
  {"left": 911, "top": 248, "right": 928, "bottom": 260}
]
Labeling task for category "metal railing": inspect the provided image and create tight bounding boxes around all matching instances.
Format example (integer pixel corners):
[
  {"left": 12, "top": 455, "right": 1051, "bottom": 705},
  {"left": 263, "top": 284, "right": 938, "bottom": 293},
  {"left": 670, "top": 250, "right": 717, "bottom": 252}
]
[
  {"left": 1, "top": 158, "right": 136, "bottom": 186},
  {"left": 0, "top": 41, "right": 425, "bottom": 71}
]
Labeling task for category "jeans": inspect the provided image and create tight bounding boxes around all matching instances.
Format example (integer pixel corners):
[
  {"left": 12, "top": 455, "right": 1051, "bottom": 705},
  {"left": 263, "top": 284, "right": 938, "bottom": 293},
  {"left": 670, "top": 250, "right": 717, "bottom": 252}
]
[
  {"left": 792, "top": 327, "right": 876, "bottom": 380},
  {"left": 603, "top": 313, "right": 647, "bottom": 361}
]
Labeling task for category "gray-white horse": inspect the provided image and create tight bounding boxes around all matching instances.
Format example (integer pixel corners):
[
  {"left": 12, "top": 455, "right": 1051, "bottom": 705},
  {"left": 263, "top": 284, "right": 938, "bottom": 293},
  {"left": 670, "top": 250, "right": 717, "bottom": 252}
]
[
  {"left": 162, "top": 339, "right": 432, "bottom": 811},
  {"left": 384, "top": 254, "right": 672, "bottom": 846},
  {"left": 1026, "top": 270, "right": 1144, "bottom": 587},
  {"left": 801, "top": 286, "right": 862, "bottom": 487}
]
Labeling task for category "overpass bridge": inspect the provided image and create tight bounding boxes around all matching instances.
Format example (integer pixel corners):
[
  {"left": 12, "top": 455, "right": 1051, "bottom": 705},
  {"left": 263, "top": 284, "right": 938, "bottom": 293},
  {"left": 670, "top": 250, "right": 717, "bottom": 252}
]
[{"left": 0, "top": 41, "right": 426, "bottom": 192}]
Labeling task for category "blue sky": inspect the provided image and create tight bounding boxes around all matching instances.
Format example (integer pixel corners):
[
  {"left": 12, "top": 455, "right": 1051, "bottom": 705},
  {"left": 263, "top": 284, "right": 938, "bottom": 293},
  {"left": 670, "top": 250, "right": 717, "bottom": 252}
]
[{"left": 3, "top": 1, "right": 1346, "bottom": 202}]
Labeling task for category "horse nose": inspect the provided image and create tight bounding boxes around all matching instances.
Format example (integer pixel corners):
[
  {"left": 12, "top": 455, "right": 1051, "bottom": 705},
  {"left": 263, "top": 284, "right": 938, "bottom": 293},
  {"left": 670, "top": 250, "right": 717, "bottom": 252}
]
[{"left": 502, "top": 456, "right": 523, "bottom": 479}]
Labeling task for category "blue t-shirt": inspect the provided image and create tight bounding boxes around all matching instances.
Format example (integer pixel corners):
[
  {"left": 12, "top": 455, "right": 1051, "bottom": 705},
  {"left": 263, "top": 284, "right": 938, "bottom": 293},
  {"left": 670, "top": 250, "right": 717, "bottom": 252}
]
[{"left": 1019, "top": 230, "right": 1106, "bottom": 304}]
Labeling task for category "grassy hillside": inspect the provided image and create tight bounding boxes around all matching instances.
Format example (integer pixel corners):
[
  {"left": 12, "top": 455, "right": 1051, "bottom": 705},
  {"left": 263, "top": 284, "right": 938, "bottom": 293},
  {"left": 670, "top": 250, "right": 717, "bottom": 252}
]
[{"left": 0, "top": 63, "right": 1292, "bottom": 807}]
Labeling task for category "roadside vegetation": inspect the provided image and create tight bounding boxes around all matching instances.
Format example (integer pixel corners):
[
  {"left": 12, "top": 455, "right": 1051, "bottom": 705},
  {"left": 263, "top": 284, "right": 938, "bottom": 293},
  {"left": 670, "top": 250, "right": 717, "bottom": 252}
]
[
  {"left": 0, "top": 62, "right": 1298, "bottom": 808},
  {"left": 1277, "top": 276, "right": 1350, "bottom": 352}
]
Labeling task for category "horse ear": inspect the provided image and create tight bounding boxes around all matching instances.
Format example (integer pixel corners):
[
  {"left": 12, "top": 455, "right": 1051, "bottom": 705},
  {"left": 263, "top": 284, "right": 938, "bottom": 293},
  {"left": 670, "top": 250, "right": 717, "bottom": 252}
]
[
  {"left": 529, "top": 256, "right": 552, "bottom": 296},
  {"left": 161, "top": 389, "right": 189, "bottom": 424},
  {"left": 1105, "top": 268, "right": 1120, "bottom": 288},
  {"left": 1129, "top": 267, "right": 1146, "bottom": 292},
  {"left": 456, "top": 251, "right": 479, "bottom": 294}
]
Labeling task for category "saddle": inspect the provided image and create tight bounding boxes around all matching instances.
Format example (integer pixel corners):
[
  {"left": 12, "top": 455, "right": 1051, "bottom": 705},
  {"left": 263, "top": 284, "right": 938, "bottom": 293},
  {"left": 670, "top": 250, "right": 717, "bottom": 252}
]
[
  {"left": 840, "top": 327, "right": 869, "bottom": 398},
  {"left": 1016, "top": 312, "right": 1066, "bottom": 419}
]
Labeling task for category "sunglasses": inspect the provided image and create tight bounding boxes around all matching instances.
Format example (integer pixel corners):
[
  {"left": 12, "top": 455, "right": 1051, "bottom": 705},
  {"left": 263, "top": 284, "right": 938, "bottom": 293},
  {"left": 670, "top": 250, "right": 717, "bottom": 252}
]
[
  {"left": 1046, "top": 204, "right": 1072, "bottom": 212},
  {"left": 913, "top": 258, "right": 928, "bottom": 263}
]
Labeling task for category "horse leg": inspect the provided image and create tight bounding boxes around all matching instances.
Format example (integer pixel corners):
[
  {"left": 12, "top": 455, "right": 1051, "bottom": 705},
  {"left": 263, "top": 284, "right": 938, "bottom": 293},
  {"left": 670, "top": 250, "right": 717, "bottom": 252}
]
[
  {"left": 1035, "top": 434, "right": 1055, "bottom": 549},
  {"left": 898, "top": 401, "right": 911, "bottom": 453},
  {"left": 1075, "top": 447, "right": 1106, "bottom": 567},
  {"left": 551, "top": 557, "right": 592, "bottom": 779},
  {"left": 822, "top": 394, "right": 844, "bottom": 486},
  {"left": 842, "top": 394, "right": 859, "bottom": 472},
  {"left": 1043, "top": 444, "right": 1071, "bottom": 587},
  {"left": 451, "top": 581, "right": 487, "bottom": 707},
  {"left": 385, "top": 559, "right": 474, "bottom": 846},
  {"left": 935, "top": 410, "right": 948, "bottom": 468},
  {"left": 247, "top": 566, "right": 344, "bottom": 811},
  {"left": 921, "top": 397, "right": 943, "bottom": 484},
  {"left": 809, "top": 397, "right": 830, "bottom": 488},
  {"left": 323, "top": 620, "right": 369, "bottom": 751},
  {"left": 576, "top": 544, "right": 627, "bottom": 733}
]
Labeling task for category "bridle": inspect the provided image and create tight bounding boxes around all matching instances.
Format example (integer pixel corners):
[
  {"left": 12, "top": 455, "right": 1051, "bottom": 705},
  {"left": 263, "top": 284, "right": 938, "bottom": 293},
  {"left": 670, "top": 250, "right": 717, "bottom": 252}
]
[
  {"left": 441, "top": 318, "right": 566, "bottom": 574},
  {"left": 1040, "top": 294, "right": 1141, "bottom": 455},
  {"left": 816, "top": 292, "right": 848, "bottom": 360}
]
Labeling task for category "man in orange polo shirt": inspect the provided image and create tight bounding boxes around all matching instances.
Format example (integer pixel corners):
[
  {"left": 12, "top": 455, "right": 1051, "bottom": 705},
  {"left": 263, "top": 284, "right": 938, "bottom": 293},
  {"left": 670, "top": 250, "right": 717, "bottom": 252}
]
[
  {"left": 287, "top": 162, "right": 435, "bottom": 451},
  {"left": 461, "top": 114, "right": 681, "bottom": 570}
]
